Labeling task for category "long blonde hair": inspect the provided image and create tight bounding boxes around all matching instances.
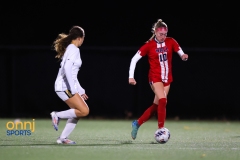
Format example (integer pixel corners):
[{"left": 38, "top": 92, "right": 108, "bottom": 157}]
[{"left": 53, "top": 26, "right": 85, "bottom": 59}]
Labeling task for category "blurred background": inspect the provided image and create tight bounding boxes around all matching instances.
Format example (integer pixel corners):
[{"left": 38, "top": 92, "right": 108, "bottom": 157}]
[{"left": 0, "top": 1, "right": 239, "bottom": 120}]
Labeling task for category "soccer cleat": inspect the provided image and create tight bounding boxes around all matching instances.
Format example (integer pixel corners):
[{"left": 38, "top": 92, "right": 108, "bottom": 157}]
[
  {"left": 57, "top": 137, "right": 76, "bottom": 144},
  {"left": 131, "top": 120, "right": 140, "bottom": 140},
  {"left": 50, "top": 111, "right": 60, "bottom": 131}
]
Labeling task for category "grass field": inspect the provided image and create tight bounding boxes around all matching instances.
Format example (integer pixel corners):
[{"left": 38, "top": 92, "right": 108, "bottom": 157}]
[{"left": 0, "top": 118, "right": 240, "bottom": 160}]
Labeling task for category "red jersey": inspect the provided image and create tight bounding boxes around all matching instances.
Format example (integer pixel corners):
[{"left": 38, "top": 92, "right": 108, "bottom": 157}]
[{"left": 137, "top": 37, "right": 182, "bottom": 84}]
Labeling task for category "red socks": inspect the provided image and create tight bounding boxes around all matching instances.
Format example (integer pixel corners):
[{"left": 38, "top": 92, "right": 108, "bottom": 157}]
[
  {"left": 137, "top": 98, "right": 167, "bottom": 128},
  {"left": 138, "top": 103, "right": 158, "bottom": 125},
  {"left": 157, "top": 98, "right": 167, "bottom": 128}
]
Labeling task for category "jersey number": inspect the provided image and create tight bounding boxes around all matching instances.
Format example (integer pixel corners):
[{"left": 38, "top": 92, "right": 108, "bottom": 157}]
[{"left": 159, "top": 52, "right": 167, "bottom": 62}]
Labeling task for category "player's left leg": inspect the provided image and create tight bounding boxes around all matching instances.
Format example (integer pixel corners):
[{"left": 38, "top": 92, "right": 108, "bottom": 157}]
[
  {"left": 152, "top": 84, "right": 170, "bottom": 104},
  {"left": 56, "top": 118, "right": 79, "bottom": 144},
  {"left": 57, "top": 137, "right": 76, "bottom": 144},
  {"left": 164, "top": 84, "right": 170, "bottom": 97},
  {"left": 151, "top": 82, "right": 167, "bottom": 129}
]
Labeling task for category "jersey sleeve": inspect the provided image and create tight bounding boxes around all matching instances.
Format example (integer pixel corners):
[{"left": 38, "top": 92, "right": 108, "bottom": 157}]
[
  {"left": 63, "top": 49, "right": 79, "bottom": 94},
  {"left": 128, "top": 42, "right": 149, "bottom": 78},
  {"left": 171, "top": 38, "right": 182, "bottom": 53},
  {"left": 76, "top": 79, "right": 85, "bottom": 95},
  {"left": 129, "top": 52, "right": 142, "bottom": 78},
  {"left": 138, "top": 42, "right": 150, "bottom": 56}
]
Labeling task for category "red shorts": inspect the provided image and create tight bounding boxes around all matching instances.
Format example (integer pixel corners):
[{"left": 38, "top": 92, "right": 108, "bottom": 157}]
[{"left": 149, "top": 77, "right": 172, "bottom": 87}]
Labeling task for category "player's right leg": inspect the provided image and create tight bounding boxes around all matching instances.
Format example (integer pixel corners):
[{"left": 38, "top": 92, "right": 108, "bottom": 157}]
[
  {"left": 50, "top": 111, "right": 60, "bottom": 131},
  {"left": 131, "top": 83, "right": 161, "bottom": 140},
  {"left": 50, "top": 91, "right": 77, "bottom": 131},
  {"left": 131, "top": 102, "right": 158, "bottom": 140},
  {"left": 131, "top": 120, "right": 140, "bottom": 140}
]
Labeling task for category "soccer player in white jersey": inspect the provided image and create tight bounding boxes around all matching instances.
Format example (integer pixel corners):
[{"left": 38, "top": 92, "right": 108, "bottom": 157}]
[
  {"left": 51, "top": 26, "right": 89, "bottom": 144},
  {"left": 129, "top": 19, "right": 188, "bottom": 140}
]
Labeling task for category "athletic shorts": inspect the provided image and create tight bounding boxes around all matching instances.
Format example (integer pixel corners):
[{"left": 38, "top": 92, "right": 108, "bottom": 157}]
[
  {"left": 56, "top": 90, "right": 74, "bottom": 101},
  {"left": 149, "top": 77, "right": 171, "bottom": 87}
]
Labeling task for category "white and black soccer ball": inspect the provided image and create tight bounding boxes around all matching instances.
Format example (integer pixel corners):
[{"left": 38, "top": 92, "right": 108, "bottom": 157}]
[{"left": 154, "top": 127, "right": 170, "bottom": 144}]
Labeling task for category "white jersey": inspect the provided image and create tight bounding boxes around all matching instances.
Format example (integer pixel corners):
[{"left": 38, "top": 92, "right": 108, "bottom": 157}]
[{"left": 54, "top": 44, "right": 85, "bottom": 95}]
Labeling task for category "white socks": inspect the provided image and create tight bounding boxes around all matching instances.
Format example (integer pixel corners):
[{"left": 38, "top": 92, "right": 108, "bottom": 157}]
[
  {"left": 56, "top": 109, "right": 77, "bottom": 119},
  {"left": 60, "top": 118, "right": 78, "bottom": 139},
  {"left": 55, "top": 109, "right": 78, "bottom": 139}
]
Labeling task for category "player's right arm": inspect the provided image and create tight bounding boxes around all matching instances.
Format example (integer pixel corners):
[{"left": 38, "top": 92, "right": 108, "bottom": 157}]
[
  {"left": 128, "top": 42, "right": 150, "bottom": 85},
  {"left": 129, "top": 51, "right": 142, "bottom": 85},
  {"left": 128, "top": 43, "right": 149, "bottom": 85}
]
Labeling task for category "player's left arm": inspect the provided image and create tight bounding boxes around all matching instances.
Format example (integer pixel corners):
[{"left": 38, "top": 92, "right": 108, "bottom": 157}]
[
  {"left": 171, "top": 38, "right": 188, "bottom": 61},
  {"left": 76, "top": 79, "right": 85, "bottom": 94},
  {"left": 76, "top": 79, "right": 88, "bottom": 100}
]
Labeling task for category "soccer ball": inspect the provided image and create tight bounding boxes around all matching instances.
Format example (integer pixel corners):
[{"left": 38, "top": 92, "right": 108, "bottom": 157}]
[{"left": 154, "top": 127, "right": 170, "bottom": 144}]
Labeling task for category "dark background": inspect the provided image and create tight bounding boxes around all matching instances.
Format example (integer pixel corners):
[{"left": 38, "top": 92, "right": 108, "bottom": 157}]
[{"left": 0, "top": 1, "right": 239, "bottom": 120}]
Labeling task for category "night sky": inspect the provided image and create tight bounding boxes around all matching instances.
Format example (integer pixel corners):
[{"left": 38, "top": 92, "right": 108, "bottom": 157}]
[{"left": 1, "top": 1, "right": 239, "bottom": 48}]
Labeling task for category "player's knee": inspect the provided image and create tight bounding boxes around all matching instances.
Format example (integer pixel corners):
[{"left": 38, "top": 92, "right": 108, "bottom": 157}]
[
  {"left": 153, "top": 101, "right": 159, "bottom": 105},
  {"left": 158, "top": 98, "right": 167, "bottom": 105},
  {"left": 82, "top": 108, "right": 89, "bottom": 116},
  {"left": 75, "top": 109, "right": 89, "bottom": 117},
  {"left": 78, "top": 105, "right": 89, "bottom": 117}
]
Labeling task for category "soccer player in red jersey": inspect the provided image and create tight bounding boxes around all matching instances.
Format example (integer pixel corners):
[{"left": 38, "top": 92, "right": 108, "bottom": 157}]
[{"left": 129, "top": 19, "right": 188, "bottom": 140}]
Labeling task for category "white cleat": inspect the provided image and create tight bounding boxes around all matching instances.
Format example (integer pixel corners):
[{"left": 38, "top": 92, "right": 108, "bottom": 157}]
[
  {"left": 57, "top": 137, "right": 76, "bottom": 144},
  {"left": 50, "top": 111, "right": 60, "bottom": 131}
]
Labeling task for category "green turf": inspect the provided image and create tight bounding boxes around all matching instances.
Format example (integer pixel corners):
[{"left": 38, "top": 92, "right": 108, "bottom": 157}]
[{"left": 0, "top": 119, "right": 240, "bottom": 160}]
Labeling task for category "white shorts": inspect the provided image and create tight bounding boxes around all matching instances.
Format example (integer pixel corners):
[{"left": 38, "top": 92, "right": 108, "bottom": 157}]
[
  {"left": 56, "top": 90, "right": 74, "bottom": 101},
  {"left": 56, "top": 91, "right": 89, "bottom": 108}
]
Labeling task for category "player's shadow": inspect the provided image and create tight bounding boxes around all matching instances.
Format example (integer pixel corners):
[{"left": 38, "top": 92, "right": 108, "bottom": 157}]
[
  {"left": 0, "top": 140, "right": 158, "bottom": 147},
  {"left": 0, "top": 143, "right": 59, "bottom": 146},
  {"left": 0, "top": 143, "right": 129, "bottom": 147}
]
